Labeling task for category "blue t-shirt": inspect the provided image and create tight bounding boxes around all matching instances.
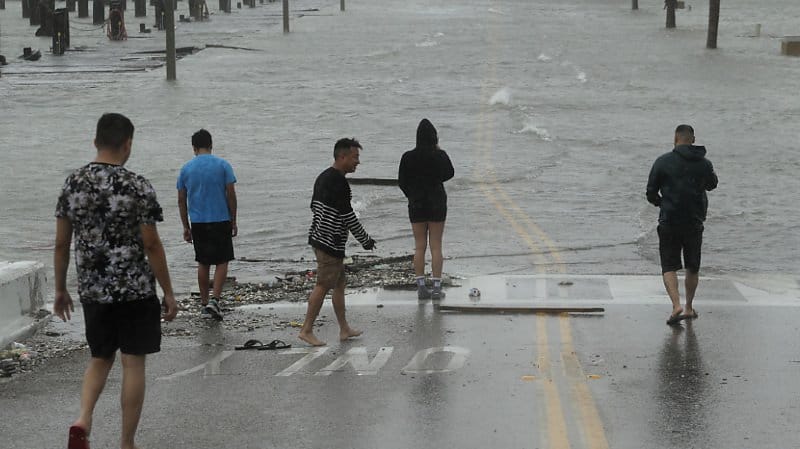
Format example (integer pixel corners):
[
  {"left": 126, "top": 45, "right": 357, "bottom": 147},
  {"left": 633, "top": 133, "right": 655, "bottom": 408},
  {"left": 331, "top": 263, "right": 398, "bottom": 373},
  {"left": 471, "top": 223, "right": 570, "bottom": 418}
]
[{"left": 177, "top": 154, "right": 236, "bottom": 223}]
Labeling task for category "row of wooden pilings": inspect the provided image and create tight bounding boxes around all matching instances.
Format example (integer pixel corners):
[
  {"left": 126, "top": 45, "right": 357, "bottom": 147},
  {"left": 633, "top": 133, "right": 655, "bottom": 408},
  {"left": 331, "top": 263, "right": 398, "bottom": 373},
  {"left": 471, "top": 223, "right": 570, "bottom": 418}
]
[{"left": 0, "top": 0, "right": 350, "bottom": 79}]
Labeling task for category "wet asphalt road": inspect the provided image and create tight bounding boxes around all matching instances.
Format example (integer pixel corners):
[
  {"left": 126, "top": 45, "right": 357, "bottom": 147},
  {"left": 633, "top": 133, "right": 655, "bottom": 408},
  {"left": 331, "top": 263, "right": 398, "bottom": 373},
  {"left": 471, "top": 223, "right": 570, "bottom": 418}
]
[{"left": 2, "top": 278, "right": 800, "bottom": 449}]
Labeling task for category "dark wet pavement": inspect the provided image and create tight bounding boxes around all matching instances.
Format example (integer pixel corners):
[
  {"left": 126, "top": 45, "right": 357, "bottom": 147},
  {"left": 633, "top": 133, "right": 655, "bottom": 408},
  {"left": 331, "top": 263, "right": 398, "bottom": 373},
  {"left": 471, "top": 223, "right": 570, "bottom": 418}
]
[{"left": 2, "top": 277, "right": 800, "bottom": 449}]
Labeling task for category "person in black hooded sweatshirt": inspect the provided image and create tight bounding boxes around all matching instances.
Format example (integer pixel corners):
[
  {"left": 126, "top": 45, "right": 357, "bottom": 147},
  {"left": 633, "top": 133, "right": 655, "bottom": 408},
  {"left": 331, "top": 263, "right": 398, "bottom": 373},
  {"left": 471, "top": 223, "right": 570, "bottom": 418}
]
[
  {"left": 647, "top": 124, "right": 718, "bottom": 325},
  {"left": 398, "top": 119, "right": 455, "bottom": 300}
]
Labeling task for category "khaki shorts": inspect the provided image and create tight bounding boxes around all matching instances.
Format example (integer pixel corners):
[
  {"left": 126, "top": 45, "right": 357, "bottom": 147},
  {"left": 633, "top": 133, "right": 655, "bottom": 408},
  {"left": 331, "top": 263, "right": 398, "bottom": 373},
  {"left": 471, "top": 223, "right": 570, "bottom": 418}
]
[{"left": 314, "top": 248, "right": 345, "bottom": 290}]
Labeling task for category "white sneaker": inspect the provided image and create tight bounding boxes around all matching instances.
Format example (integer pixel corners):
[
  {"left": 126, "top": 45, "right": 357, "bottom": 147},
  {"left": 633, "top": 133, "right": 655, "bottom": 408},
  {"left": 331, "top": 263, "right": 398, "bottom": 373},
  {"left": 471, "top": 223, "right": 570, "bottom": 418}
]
[{"left": 204, "top": 298, "right": 223, "bottom": 321}]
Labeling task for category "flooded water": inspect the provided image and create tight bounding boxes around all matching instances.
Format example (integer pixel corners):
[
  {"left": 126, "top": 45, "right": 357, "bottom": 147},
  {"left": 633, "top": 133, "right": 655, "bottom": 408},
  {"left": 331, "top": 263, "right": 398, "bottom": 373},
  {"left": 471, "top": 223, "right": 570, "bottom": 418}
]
[{"left": 1, "top": 0, "right": 798, "bottom": 294}]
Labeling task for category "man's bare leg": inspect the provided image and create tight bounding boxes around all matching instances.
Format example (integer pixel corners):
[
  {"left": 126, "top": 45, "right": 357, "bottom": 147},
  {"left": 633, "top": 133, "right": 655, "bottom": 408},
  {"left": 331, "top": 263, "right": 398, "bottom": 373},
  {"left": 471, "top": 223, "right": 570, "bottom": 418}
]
[
  {"left": 662, "top": 271, "right": 683, "bottom": 318},
  {"left": 684, "top": 271, "right": 699, "bottom": 317},
  {"left": 332, "top": 282, "right": 362, "bottom": 341},
  {"left": 120, "top": 353, "right": 146, "bottom": 449},
  {"left": 212, "top": 262, "right": 229, "bottom": 299},
  {"left": 72, "top": 356, "right": 115, "bottom": 435},
  {"left": 299, "top": 284, "right": 328, "bottom": 346},
  {"left": 198, "top": 264, "right": 211, "bottom": 305}
]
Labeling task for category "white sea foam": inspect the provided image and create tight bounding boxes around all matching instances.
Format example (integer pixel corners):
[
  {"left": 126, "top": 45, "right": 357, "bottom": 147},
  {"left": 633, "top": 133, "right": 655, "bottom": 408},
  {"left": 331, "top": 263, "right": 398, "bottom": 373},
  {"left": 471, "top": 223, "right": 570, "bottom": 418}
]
[
  {"left": 415, "top": 40, "right": 438, "bottom": 48},
  {"left": 537, "top": 53, "right": 552, "bottom": 62},
  {"left": 513, "top": 122, "right": 552, "bottom": 141},
  {"left": 489, "top": 87, "right": 511, "bottom": 105}
]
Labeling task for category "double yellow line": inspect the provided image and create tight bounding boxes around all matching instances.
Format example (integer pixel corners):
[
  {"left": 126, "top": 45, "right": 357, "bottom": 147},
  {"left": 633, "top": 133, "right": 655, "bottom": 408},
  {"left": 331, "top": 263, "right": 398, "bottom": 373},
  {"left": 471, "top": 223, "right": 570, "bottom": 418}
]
[{"left": 474, "top": 4, "right": 608, "bottom": 448}]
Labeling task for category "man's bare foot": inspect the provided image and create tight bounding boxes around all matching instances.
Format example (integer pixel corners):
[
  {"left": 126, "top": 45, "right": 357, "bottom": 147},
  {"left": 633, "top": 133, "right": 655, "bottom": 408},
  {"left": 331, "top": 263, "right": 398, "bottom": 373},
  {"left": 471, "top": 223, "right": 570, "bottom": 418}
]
[
  {"left": 666, "top": 307, "right": 684, "bottom": 325},
  {"left": 340, "top": 328, "right": 363, "bottom": 341},
  {"left": 71, "top": 419, "right": 90, "bottom": 433},
  {"left": 682, "top": 307, "right": 698, "bottom": 319},
  {"left": 299, "top": 332, "right": 326, "bottom": 347}
]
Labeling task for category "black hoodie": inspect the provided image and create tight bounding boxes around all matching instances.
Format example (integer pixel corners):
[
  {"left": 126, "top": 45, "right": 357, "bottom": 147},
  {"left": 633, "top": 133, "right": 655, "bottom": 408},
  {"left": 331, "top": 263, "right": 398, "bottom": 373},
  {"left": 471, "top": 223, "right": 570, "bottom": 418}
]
[
  {"left": 646, "top": 144, "right": 718, "bottom": 226},
  {"left": 398, "top": 119, "right": 455, "bottom": 208}
]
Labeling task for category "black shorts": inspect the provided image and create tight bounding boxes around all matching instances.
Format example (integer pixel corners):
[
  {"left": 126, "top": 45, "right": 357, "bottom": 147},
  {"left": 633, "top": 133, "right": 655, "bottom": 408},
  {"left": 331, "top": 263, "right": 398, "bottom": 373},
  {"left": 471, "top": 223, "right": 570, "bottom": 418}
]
[
  {"left": 191, "top": 221, "right": 234, "bottom": 265},
  {"left": 83, "top": 297, "right": 162, "bottom": 358},
  {"left": 408, "top": 202, "right": 447, "bottom": 223},
  {"left": 657, "top": 224, "right": 704, "bottom": 274}
]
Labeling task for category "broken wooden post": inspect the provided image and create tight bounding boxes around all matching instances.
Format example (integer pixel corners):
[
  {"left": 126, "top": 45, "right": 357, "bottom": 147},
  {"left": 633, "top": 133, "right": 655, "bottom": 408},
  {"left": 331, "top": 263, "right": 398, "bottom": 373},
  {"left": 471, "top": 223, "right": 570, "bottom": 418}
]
[
  {"left": 436, "top": 305, "right": 605, "bottom": 314},
  {"left": 22, "top": 0, "right": 31, "bottom": 18},
  {"left": 135, "top": 0, "right": 145, "bottom": 16},
  {"left": 340, "top": 0, "right": 344, "bottom": 11},
  {"left": 632, "top": 0, "right": 638, "bottom": 10},
  {"left": 781, "top": 36, "right": 800, "bottom": 56}
]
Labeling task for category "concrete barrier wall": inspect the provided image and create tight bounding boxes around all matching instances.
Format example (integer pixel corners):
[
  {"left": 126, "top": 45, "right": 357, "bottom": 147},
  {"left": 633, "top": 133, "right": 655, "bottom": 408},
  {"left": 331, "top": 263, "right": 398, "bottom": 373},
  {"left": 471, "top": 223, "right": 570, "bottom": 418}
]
[{"left": 0, "top": 261, "right": 48, "bottom": 349}]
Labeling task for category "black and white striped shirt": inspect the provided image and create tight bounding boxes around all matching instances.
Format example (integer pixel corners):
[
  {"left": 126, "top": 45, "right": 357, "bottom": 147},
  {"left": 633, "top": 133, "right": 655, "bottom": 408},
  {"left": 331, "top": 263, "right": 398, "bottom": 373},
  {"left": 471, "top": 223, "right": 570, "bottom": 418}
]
[{"left": 308, "top": 167, "right": 372, "bottom": 258}]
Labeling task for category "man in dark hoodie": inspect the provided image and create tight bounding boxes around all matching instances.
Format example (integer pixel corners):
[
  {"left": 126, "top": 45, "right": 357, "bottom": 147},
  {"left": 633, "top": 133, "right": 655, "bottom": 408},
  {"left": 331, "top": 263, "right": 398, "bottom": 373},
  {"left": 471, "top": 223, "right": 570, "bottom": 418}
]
[
  {"left": 647, "top": 124, "right": 718, "bottom": 325},
  {"left": 398, "top": 119, "right": 455, "bottom": 300}
]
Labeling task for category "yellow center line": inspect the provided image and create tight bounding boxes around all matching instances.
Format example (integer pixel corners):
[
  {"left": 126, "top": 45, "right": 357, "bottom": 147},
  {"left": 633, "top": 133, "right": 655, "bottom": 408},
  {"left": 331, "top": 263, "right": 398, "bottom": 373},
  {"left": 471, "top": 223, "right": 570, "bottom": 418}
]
[
  {"left": 560, "top": 315, "right": 610, "bottom": 449},
  {"left": 474, "top": 3, "right": 608, "bottom": 448},
  {"left": 537, "top": 313, "right": 571, "bottom": 449}
]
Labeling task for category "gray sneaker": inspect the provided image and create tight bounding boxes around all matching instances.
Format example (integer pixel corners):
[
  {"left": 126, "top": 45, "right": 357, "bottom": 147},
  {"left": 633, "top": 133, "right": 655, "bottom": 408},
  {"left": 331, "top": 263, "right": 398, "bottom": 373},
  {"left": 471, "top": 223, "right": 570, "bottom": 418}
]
[
  {"left": 431, "top": 287, "right": 446, "bottom": 300},
  {"left": 200, "top": 308, "right": 213, "bottom": 319},
  {"left": 417, "top": 285, "right": 432, "bottom": 300},
  {"left": 204, "top": 298, "right": 223, "bottom": 321}
]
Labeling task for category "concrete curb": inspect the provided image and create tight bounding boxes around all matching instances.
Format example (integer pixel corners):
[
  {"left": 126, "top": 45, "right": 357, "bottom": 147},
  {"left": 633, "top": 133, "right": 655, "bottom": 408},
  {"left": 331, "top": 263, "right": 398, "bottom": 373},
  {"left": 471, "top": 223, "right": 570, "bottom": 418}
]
[{"left": 0, "top": 261, "right": 49, "bottom": 349}]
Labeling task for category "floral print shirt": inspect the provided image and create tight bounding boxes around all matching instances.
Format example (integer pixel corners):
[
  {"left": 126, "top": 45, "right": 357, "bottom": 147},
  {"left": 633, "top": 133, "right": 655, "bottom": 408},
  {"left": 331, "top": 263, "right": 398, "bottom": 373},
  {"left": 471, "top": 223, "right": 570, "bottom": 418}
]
[{"left": 56, "top": 163, "right": 164, "bottom": 304}]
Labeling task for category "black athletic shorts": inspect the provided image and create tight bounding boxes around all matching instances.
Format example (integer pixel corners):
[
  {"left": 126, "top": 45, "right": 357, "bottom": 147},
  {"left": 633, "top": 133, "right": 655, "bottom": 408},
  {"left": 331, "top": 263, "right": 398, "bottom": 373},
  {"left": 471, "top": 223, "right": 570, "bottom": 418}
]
[
  {"left": 83, "top": 296, "right": 162, "bottom": 358},
  {"left": 408, "top": 198, "right": 447, "bottom": 223},
  {"left": 191, "top": 221, "right": 234, "bottom": 265},
  {"left": 657, "top": 223, "right": 704, "bottom": 274}
]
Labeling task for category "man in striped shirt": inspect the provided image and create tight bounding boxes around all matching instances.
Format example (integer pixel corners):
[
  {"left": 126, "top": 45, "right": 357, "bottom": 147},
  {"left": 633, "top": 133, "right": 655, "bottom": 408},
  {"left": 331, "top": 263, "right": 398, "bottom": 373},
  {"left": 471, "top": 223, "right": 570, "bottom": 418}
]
[{"left": 299, "top": 138, "right": 376, "bottom": 347}]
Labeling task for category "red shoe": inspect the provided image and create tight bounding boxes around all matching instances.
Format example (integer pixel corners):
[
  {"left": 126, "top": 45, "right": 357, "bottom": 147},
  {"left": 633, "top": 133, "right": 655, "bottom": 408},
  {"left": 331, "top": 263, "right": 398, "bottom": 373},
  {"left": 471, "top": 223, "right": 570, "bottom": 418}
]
[{"left": 68, "top": 425, "right": 90, "bottom": 449}]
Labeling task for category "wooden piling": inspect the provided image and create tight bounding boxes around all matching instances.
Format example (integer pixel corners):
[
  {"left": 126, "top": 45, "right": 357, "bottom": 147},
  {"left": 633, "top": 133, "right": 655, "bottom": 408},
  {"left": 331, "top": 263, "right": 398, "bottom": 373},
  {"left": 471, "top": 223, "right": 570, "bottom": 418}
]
[
  {"left": 340, "top": 0, "right": 344, "bottom": 12},
  {"left": 282, "top": 0, "right": 288, "bottom": 33},
  {"left": 22, "top": 0, "right": 31, "bottom": 18},
  {"left": 30, "top": 0, "right": 41, "bottom": 26},
  {"left": 92, "top": 0, "right": 104, "bottom": 25},
  {"left": 134, "top": 0, "right": 145, "bottom": 16},
  {"left": 66, "top": 0, "right": 75, "bottom": 12},
  {"left": 165, "top": 0, "right": 176, "bottom": 80},
  {"left": 78, "top": 0, "right": 88, "bottom": 17}
]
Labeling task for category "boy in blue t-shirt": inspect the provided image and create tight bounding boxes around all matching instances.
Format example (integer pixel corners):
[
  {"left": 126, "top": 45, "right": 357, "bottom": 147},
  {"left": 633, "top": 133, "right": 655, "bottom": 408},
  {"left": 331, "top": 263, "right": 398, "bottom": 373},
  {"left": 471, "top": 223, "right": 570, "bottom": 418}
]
[{"left": 177, "top": 129, "right": 237, "bottom": 320}]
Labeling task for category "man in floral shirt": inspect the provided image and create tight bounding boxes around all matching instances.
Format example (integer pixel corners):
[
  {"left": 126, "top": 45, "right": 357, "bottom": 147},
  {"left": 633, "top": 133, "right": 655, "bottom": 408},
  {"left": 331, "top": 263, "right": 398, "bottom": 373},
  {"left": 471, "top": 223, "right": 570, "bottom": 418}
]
[{"left": 54, "top": 113, "right": 178, "bottom": 449}]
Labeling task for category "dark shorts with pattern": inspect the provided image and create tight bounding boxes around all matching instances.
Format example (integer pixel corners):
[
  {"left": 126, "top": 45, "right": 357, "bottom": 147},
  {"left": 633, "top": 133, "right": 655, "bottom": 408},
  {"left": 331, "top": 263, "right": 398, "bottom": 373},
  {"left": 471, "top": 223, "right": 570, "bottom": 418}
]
[
  {"left": 83, "top": 296, "right": 162, "bottom": 358},
  {"left": 191, "top": 221, "right": 234, "bottom": 265},
  {"left": 657, "top": 223, "right": 704, "bottom": 274},
  {"left": 314, "top": 248, "right": 346, "bottom": 290}
]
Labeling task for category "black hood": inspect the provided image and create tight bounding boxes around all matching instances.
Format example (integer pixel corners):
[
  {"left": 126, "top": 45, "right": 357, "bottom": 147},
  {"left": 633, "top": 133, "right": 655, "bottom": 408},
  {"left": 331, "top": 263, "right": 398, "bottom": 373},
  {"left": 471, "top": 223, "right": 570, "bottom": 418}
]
[
  {"left": 416, "top": 119, "right": 438, "bottom": 150},
  {"left": 674, "top": 144, "right": 707, "bottom": 161}
]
